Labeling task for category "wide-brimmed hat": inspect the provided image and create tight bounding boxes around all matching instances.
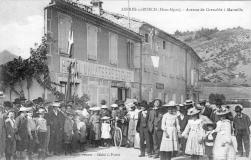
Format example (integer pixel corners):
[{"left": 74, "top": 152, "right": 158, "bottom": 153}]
[
  {"left": 185, "top": 100, "right": 194, "bottom": 105},
  {"left": 101, "top": 105, "right": 108, "bottom": 109},
  {"left": 203, "top": 122, "right": 216, "bottom": 131},
  {"left": 125, "top": 102, "right": 135, "bottom": 108},
  {"left": 92, "top": 106, "right": 101, "bottom": 111},
  {"left": 235, "top": 105, "right": 243, "bottom": 112},
  {"left": 215, "top": 107, "right": 230, "bottom": 115},
  {"left": 162, "top": 101, "right": 177, "bottom": 108},
  {"left": 37, "top": 108, "right": 46, "bottom": 114},
  {"left": 187, "top": 107, "right": 201, "bottom": 116},
  {"left": 111, "top": 104, "right": 118, "bottom": 108},
  {"left": 51, "top": 102, "right": 61, "bottom": 107},
  {"left": 19, "top": 106, "right": 32, "bottom": 112},
  {"left": 101, "top": 116, "right": 111, "bottom": 120}
]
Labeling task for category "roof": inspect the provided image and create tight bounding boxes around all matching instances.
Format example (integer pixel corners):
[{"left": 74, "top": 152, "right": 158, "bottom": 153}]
[
  {"left": 46, "top": 0, "right": 142, "bottom": 41},
  {"left": 102, "top": 11, "right": 202, "bottom": 63}
]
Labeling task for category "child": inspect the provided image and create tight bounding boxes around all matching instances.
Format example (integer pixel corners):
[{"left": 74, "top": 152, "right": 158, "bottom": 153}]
[
  {"left": 203, "top": 123, "right": 216, "bottom": 160},
  {"left": 101, "top": 116, "right": 112, "bottom": 147},
  {"left": 182, "top": 107, "right": 205, "bottom": 160},
  {"left": 159, "top": 101, "right": 180, "bottom": 160},
  {"left": 36, "top": 108, "right": 48, "bottom": 160},
  {"left": 75, "top": 115, "right": 87, "bottom": 151}
]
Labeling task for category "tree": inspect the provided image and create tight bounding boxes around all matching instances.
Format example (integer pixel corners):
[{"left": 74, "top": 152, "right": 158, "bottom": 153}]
[{"left": 208, "top": 93, "right": 226, "bottom": 105}]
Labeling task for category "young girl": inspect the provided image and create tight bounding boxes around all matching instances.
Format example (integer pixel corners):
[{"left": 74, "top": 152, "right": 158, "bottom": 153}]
[
  {"left": 101, "top": 116, "right": 111, "bottom": 147},
  {"left": 36, "top": 108, "right": 48, "bottom": 160},
  {"left": 182, "top": 107, "right": 205, "bottom": 160},
  {"left": 202, "top": 122, "right": 216, "bottom": 160},
  {"left": 213, "top": 108, "right": 236, "bottom": 160},
  {"left": 159, "top": 101, "right": 180, "bottom": 160}
]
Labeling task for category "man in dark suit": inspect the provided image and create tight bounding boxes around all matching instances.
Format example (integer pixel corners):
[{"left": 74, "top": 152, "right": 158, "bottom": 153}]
[
  {"left": 47, "top": 102, "right": 65, "bottom": 155},
  {"left": 197, "top": 100, "right": 213, "bottom": 120},
  {"left": 136, "top": 102, "right": 151, "bottom": 157}
]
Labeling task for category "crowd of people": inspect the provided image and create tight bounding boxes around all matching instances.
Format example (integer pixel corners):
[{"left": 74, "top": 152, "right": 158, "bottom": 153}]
[{"left": 0, "top": 97, "right": 250, "bottom": 160}]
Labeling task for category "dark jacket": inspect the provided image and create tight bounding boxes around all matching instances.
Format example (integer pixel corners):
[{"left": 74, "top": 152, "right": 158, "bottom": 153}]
[
  {"left": 147, "top": 109, "right": 156, "bottom": 133},
  {"left": 136, "top": 110, "right": 149, "bottom": 133}
]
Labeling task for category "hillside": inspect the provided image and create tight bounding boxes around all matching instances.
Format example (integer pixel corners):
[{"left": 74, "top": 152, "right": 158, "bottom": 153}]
[
  {"left": 0, "top": 50, "right": 18, "bottom": 65},
  {"left": 174, "top": 27, "right": 251, "bottom": 86}
]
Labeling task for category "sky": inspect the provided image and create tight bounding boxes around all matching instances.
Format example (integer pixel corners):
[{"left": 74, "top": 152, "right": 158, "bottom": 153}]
[{"left": 0, "top": 0, "right": 251, "bottom": 58}]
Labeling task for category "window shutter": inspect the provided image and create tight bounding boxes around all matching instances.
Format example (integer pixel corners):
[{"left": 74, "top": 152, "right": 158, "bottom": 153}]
[
  {"left": 58, "top": 13, "right": 71, "bottom": 54},
  {"left": 87, "top": 24, "right": 97, "bottom": 60},
  {"left": 109, "top": 33, "right": 118, "bottom": 65},
  {"left": 133, "top": 43, "right": 140, "bottom": 68}
]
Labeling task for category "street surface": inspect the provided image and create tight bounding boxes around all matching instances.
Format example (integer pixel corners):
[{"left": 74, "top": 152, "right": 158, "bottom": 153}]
[{"left": 46, "top": 146, "right": 250, "bottom": 160}]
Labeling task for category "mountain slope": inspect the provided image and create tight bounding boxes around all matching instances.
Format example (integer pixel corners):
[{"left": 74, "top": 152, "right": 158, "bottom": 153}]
[
  {"left": 174, "top": 27, "right": 251, "bottom": 85},
  {"left": 0, "top": 50, "right": 19, "bottom": 65}
]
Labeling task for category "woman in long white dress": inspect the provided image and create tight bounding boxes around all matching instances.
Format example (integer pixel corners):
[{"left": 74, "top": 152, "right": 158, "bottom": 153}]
[
  {"left": 160, "top": 101, "right": 180, "bottom": 160},
  {"left": 134, "top": 103, "right": 141, "bottom": 149},
  {"left": 182, "top": 107, "right": 205, "bottom": 160},
  {"left": 213, "top": 108, "right": 236, "bottom": 160}
]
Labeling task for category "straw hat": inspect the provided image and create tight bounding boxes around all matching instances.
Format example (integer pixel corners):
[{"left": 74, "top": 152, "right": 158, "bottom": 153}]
[
  {"left": 19, "top": 106, "right": 32, "bottom": 112},
  {"left": 101, "top": 105, "right": 108, "bottom": 109},
  {"left": 52, "top": 102, "right": 61, "bottom": 107},
  {"left": 162, "top": 101, "right": 177, "bottom": 108},
  {"left": 101, "top": 116, "right": 111, "bottom": 120},
  {"left": 37, "top": 108, "right": 46, "bottom": 114},
  {"left": 215, "top": 107, "right": 230, "bottom": 115},
  {"left": 185, "top": 99, "right": 194, "bottom": 104},
  {"left": 187, "top": 107, "right": 201, "bottom": 116},
  {"left": 111, "top": 104, "right": 118, "bottom": 108},
  {"left": 92, "top": 106, "right": 101, "bottom": 111}
]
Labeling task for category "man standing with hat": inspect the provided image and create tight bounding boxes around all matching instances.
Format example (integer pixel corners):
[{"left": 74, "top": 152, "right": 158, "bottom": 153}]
[
  {"left": 15, "top": 105, "right": 32, "bottom": 160},
  {"left": 136, "top": 102, "right": 151, "bottom": 157},
  {"left": 148, "top": 99, "right": 162, "bottom": 157},
  {"left": 47, "top": 101, "right": 65, "bottom": 155},
  {"left": 233, "top": 105, "right": 251, "bottom": 157},
  {"left": 197, "top": 100, "right": 213, "bottom": 120}
]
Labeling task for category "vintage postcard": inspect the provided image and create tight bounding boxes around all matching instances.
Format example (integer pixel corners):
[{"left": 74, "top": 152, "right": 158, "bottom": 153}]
[{"left": 0, "top": 0, "right": 250, "bottom": 160}]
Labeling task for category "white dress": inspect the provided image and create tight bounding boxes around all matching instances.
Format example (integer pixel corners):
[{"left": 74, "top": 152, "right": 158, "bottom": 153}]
[
  {"left": 213, "top": 119, "right": 236, "bottom": 160},
  {"left": 134, "top": 109, "right": 141, "bottom": 149},
  {"left": 101, "top": 122, "right": 111, "bottom": 139},
  {"left": 182, "top": 119, "right": 205, "bottom": 156},
  {"left": 160, "top": 113, "right": 179, "bottom": 152}
]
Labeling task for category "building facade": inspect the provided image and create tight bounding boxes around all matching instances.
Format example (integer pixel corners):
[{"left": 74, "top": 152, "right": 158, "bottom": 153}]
[
  {"left": 44, "top": 0, "right": 142, "bottom": 106},
  {"left": 102, "top": 11, "right": 202, "bottom": 103}
]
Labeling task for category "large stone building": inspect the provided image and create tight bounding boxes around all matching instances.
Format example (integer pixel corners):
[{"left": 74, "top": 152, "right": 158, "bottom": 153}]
[
  {"left": 1, "top": 0, "right": 202, "bottom": 105},
  {"left": 102, "top": 8, "right": 202, "bottom": 103},
  {"left": 44, "top": 0, "right": 142, "bottom": 106}
]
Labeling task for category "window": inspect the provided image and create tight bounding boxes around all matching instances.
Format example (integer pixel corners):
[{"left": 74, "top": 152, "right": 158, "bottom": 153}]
[
  {"left": 163, "top": 40, "right": 166, "bottom": 49},
  {"left": 145, "top": 33, "right": 149, "bottom": 42},
  {"left": 58, "top": 12, "right": 72, "bottom": 54},
  {"left": 87, "top": 24, "right": 98, "bottom": 60},
  {"left": 127, "top": 41, "right": 134, "bottom": 68},
  {"left": 109, "top": 32, "right": 118, "bottom": 65}
]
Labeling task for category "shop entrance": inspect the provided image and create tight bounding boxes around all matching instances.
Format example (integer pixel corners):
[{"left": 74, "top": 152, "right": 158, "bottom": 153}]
[{"left": 117, "top": 87, "right": 128, "bottom": 101}]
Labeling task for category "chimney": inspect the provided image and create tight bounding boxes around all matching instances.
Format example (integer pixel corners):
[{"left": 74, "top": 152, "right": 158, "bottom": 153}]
[{"left": 91, "top": 0, "right": 103, "bottom": 15}]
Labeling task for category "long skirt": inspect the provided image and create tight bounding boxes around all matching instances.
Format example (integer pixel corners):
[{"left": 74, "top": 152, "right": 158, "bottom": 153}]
[
  {"left": 160, "top": 127, "right": 178, "bottom": 152},
  {"left": 38, "top": 131, "right": 47, "bottom": 151}
]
